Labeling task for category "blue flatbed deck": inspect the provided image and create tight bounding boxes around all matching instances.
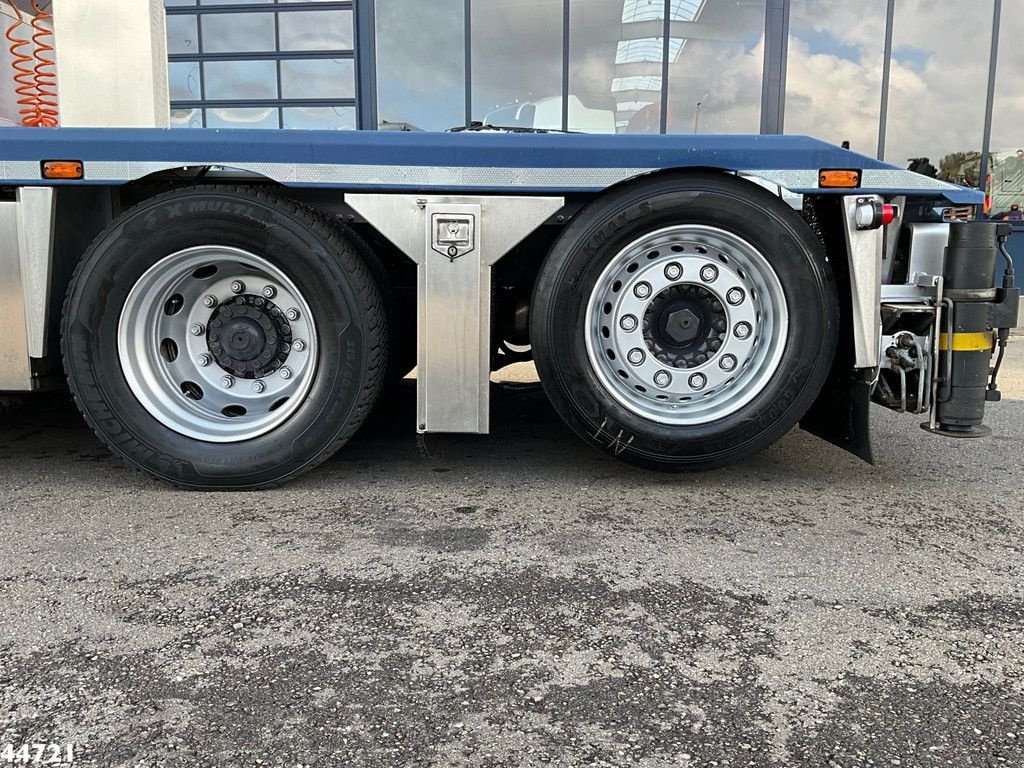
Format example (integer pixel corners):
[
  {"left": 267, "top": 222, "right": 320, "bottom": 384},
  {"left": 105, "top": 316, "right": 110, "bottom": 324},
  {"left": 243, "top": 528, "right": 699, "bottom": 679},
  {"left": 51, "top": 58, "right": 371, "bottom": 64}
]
[{"left": 0, "top": 127, "right": 982, "bottom": 205}]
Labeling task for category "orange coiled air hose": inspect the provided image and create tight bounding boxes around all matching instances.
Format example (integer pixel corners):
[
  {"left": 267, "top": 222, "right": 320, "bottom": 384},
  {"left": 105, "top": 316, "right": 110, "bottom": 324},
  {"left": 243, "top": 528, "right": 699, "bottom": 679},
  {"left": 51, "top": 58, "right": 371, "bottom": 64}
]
[
  {"left": 28, "top": 0, "right": 57, "bottom": 126},
  {"left": 4, "top": 2, "right": 38, "bottom": 125},
  {"left": 4, "top": 0, "right": 58, "bottom": 127}
]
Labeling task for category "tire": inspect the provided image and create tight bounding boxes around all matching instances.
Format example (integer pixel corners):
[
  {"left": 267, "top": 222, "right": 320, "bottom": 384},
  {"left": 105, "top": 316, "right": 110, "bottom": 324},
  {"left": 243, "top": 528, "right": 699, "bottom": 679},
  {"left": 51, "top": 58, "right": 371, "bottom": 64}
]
[
  {"left": 62, "top": 185, "right": 386, "bottom": 489},
  {"left": 531, "top": 172, "right": 838, "bottom": 470},
  {"left": 355, "top": 229, "right": 416, "bottom": 387}
]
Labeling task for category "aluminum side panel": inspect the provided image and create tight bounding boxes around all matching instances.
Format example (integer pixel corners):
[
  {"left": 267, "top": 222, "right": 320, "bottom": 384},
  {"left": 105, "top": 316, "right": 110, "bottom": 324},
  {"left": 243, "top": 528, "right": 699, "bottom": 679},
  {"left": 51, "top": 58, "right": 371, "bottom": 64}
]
[{"left": 0, "top": 202, "right": 31, "bottom": 389}]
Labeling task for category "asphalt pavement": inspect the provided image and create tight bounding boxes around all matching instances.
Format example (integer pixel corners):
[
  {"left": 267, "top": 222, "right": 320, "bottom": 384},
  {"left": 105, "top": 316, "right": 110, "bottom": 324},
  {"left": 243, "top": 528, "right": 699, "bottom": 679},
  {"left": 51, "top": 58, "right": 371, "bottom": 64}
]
[{"left": 1, "top": 338, "right": 1023, "bottom": 767}]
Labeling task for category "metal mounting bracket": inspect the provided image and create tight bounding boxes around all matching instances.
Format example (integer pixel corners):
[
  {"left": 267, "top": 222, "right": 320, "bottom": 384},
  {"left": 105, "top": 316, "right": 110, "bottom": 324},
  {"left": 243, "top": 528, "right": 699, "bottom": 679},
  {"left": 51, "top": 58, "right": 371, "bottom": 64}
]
[
  {"left": 841, "top": 195, "right": 884, "bottom": 369},
  {"left": 346, "top": 194, "right": 564, "bottom": 434}
]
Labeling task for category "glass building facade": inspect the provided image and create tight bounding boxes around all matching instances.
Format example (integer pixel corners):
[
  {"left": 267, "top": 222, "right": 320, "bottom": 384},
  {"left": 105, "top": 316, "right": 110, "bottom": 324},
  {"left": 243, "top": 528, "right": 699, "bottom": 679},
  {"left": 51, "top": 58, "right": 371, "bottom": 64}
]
[{"left": 164, "top": 0, "right": 1023, "bottom": 210}]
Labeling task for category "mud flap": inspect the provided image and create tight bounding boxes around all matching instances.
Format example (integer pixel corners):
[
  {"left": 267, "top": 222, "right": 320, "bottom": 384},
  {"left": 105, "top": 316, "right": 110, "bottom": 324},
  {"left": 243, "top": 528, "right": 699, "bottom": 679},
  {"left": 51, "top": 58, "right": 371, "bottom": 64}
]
[{"left": 800, "top": 370, "right": 874, "bottom": 464}]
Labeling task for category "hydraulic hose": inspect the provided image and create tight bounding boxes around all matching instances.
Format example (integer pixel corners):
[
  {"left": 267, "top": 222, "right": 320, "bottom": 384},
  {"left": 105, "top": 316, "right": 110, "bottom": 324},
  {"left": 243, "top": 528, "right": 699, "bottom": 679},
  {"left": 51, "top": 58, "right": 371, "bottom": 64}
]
[{"left": 988, "top": 231, "right": 1017, "bottom": 395}]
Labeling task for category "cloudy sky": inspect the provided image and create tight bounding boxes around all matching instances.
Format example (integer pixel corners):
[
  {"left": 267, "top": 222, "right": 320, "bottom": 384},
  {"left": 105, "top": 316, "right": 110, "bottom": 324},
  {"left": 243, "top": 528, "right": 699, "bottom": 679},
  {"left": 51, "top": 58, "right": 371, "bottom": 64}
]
[{"left": 786, "top": 0, "right": 996, "bottom": 165}]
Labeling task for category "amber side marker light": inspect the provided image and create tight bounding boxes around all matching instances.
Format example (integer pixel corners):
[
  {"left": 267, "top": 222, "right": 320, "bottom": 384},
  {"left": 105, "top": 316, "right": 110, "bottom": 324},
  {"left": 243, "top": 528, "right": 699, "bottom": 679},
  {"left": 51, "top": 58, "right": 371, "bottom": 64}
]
[
  {"left": 41, "top": 160, "right": 84, "bottom": 180},
  {"left": 819, "top": 169, "right": 860, "bottom": 188}
]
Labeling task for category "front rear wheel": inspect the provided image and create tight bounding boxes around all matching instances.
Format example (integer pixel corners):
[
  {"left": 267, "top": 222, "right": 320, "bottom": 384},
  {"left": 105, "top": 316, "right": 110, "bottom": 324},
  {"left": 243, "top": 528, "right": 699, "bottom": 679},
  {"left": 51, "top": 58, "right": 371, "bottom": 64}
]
[
  {"left": 62, "top": 186, "right": 386, "bottom": 489},
  {"left": 531, "top": 173, "right": 838, "bottom": 470}
]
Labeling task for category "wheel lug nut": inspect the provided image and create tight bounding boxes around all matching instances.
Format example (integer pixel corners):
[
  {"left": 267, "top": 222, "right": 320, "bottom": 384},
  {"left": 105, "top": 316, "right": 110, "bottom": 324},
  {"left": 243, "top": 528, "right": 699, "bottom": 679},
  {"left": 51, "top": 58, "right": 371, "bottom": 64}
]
[
  {"left": 663, "top": 263, "right": 682, "bottom": 281},
  {"left": 203, "top": 295, "right": 218, "bottom": 308},
  {"left": 627, "top": 348, "right": 645, "bottom": 365},
  {"left": 720, "top": 354, "right": 737, "bottom": 371},
  {"left": 735, "top": 322, "right": 752, "bottom": 339},
  {"left": 709, "top": 339, "right": 722, "bottom": 352},
  {"left": 280, "top": 366, "right": 293, "bottom": 380},
  {"left": 286, "top": 307, "right": 300, "bottom": 321},
  {"left": 689, "top": 373, "right": 707, "bottom": 390},
  {"left": 727, "top": 288, "right": 745, "bottom": 305},
  {"left": 220, "top": 375, "right": 234, "bottom": 388},
  {"left": 292, "top": 339, "right": 306, "bottom": 352},
  {"left": 619, "top": 315, "right": 637, "bottom": 332},
  {"left": 197, "top": 353, "right": 212, "bottom": 367},
  {"left": 252, "top": 379, "right": 266, "bottom": 393},
  {"left": 654, "top": 370, "right": 672, "bottom": 388},
  {"left": 190, "top": 323, "right": 205, "bottom": 336},
  {"left": 633, "top": 282, "right": 651, "bottom": 300},
  {"left": 715, "top": 319, "right": 727, "bottom": 332},
  {"left": 262, "top": 285, "right": 276, "bottom": 299},
  {"left": 699, "top": 265, "right": 718, "bottom": 282},
  {"left": 230, "top": 280, "right": 245, "bottom": 294}
]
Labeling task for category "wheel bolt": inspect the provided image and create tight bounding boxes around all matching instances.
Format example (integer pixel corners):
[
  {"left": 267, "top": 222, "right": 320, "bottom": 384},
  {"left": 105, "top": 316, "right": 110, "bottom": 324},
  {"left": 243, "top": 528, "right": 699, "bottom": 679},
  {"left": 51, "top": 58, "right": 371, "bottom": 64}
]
[
  {"left": 203, "top": 295, "right": 218, "bottom": 308},
  {"left": 197, "top": 353, "right": 212, "bottom": 367},
  {"left": 619, "top": 315, "right": 637, "bottom": 332},
  {"left": 286, "top": 308, "right": 300, "bottom": 321},
  {"left": 735, "top": 322, "right": 752, "bottom": 339},
  {"left": 727, "top": 287, "right": 745, "bottom": 305},
  {"left": 689, "top": 373, "right": 707, "bottom": 390},
  {"left": 700, "top": 265, "right": 718, "bottom": 282},
  {"left": 654, "top": 370, "right": 672, "bottom": 388},
  {"left": 190, "top": 323, "right": 205, "bottom": 336},
  {"left": 627, "top": 348, "right": 645, "bottom": 365},
  {"left": 220, "top": 375, "right": 234, "bottom": 388},
  {"left": 252, "top": 379, "right": 266, "bottom": 393},
  {"left": 280, "top": 366, "right": 293, "bottom": 380},
  {"left": 262, "top": 285, "right": 276, "bottom": 299},
  {"left": 292, "top": 339, "right": 306, "bottom": 352},
  {"left": 633, "top": 282, "right": 651, "bottom": 300},
  {"left": 720, "top": 354, "right": 737, "bottom": 371},
  {"left": 230, "top": 280, "right": 245, "bottom": 294},
  {"left": 664, "top": 262, "right": 683, "bottom": 281}
]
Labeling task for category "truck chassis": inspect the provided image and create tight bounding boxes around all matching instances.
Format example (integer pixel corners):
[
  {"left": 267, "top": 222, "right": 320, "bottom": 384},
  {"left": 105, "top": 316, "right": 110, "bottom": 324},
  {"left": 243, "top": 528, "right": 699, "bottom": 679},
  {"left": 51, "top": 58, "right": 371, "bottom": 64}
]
[{"left": 0, "top": 128, "right": 1017, "bottom": 487}]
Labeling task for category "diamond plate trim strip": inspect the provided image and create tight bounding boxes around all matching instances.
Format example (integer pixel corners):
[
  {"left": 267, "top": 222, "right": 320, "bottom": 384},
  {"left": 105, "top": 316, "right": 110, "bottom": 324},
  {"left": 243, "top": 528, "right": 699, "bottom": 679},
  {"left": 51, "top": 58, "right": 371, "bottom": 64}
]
[{"left": 55, "top": 161, "right": 660, "bottom": 189}]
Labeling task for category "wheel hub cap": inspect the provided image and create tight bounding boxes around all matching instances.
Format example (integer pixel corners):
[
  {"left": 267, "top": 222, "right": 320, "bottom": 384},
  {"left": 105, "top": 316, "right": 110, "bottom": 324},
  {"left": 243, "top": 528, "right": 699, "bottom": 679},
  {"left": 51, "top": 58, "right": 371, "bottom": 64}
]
[
  {"left": 645, "top": 285, "right": 727, "bottom": 368},
  {"left": 662, "top": 306, "right": 702, "bottom": 346},
  {"left": 207, "top": 295, "right": 292, "bottom": 378}
]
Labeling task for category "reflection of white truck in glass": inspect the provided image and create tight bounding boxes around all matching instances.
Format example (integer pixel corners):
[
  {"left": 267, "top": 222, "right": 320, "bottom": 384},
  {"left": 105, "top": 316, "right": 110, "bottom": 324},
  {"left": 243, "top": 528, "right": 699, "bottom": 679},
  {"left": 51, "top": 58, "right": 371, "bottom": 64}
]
[
  {"left": 0, "top": 4, "right": 1018, "bottom": 489},
  {"left": 484, "top": 96, "right": 617, "bottom": 134}
]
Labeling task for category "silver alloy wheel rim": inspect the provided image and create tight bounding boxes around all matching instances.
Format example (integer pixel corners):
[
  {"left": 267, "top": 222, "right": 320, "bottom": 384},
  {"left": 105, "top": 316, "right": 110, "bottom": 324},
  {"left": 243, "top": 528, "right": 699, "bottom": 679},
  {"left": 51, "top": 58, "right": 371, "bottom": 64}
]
[
  {"left": 585, "top": 225, "right": 789, "bottom": 425},
  {"left": 118, "top": 245, "right": 318, "bottom": 442}
]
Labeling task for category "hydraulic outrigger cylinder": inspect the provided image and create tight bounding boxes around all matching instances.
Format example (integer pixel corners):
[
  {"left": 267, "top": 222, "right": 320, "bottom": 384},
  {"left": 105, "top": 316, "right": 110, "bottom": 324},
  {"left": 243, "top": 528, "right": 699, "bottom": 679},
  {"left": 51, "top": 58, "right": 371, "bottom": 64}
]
[{"left": 924, "top": 222, "right": 1019, "bottom": 437}]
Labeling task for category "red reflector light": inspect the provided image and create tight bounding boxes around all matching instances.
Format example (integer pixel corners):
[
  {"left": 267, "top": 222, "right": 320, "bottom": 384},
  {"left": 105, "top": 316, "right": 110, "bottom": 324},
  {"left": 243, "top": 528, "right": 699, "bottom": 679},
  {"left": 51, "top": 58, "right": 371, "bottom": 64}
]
[{"left": 881, "top": 204, "right": 896, "bottom": 226}]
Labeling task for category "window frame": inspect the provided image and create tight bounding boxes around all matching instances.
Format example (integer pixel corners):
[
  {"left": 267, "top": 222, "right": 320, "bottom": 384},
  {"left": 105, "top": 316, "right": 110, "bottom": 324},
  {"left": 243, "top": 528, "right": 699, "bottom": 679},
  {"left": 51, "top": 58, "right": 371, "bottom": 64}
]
[{"left": 165, "top": 1, "right": 357, "bottom": 129}]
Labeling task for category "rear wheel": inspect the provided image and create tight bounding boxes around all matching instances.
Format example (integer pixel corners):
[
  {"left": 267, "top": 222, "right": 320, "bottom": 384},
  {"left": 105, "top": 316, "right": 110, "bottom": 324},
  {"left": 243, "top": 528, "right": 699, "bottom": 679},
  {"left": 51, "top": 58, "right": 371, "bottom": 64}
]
[
  {"left": 62, "top": 185, "right": 386, "bottom": 488},
  {"left": 531, "top": 173, "right": 838, "bottom": 470}
]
